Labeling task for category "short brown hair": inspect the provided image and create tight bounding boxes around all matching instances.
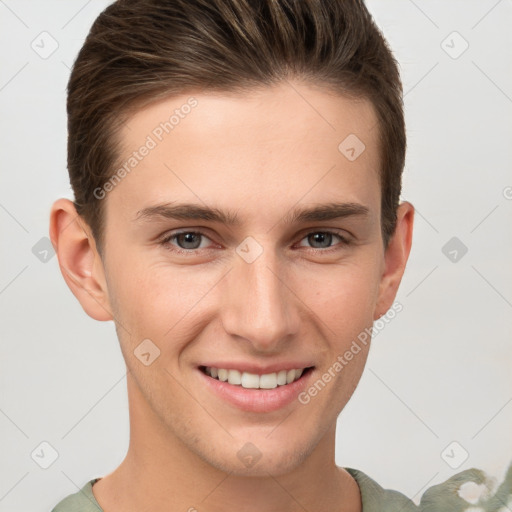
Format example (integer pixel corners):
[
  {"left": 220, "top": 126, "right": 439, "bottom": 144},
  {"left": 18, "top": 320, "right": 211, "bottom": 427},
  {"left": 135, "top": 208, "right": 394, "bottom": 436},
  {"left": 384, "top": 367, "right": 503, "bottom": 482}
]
[{"left": 67, "top": 0, "right": 405, "bottom": 252}]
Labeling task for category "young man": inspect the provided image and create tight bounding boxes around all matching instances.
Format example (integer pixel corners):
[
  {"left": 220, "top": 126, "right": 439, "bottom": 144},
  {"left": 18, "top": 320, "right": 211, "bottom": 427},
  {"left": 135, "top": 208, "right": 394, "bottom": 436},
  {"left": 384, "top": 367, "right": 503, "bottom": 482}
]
[{"left": 49, "top": 1, "right": 511, "bottom": 511}]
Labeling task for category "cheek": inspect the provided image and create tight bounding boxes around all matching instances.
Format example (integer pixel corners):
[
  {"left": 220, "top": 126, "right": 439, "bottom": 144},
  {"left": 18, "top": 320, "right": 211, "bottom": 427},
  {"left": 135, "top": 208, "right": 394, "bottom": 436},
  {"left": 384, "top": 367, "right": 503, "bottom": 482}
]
[
  {"left": 293, "top": 258, "right": 381, "bottom": 336},
  {"left": 105, "top": 244, "right": 382, "bottom": 353},
  {"left": 106, "top": 256, "right": 220, "bottom": 342}
]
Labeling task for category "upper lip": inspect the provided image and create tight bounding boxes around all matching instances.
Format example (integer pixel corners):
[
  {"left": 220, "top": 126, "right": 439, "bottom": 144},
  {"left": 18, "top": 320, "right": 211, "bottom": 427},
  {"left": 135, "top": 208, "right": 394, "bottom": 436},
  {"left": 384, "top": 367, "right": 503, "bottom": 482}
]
[{"left": 199, "top": 362, "right": 315, "bottom": 374}]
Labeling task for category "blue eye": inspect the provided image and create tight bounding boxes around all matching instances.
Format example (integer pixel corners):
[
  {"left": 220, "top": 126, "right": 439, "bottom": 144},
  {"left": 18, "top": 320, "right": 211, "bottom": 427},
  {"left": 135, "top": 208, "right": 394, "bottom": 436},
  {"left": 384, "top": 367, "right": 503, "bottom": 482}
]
[{"left": 298, "top": 231, "right": 348, "bottom": 250}]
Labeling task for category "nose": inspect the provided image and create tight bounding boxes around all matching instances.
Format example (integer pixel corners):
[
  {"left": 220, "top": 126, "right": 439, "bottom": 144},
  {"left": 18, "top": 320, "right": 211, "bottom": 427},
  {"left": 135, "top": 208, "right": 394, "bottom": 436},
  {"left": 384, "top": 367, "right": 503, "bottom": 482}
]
[{"left": 220, "top": 243, "right": 300, "bottom": 353}]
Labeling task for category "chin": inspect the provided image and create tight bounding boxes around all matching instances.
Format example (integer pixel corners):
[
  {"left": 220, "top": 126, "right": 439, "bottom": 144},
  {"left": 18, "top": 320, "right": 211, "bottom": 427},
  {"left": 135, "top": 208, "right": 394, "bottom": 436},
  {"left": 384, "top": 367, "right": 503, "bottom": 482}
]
[{"left": 194, "top": 432, "right": 315, "bottom": 478}]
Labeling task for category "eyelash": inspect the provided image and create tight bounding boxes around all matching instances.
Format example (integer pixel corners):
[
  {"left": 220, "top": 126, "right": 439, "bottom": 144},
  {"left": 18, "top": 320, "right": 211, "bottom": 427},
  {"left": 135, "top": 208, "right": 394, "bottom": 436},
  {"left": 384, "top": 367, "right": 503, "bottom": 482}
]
[{"left": 158, "top": 230, "right": 351, "bottom": 255}]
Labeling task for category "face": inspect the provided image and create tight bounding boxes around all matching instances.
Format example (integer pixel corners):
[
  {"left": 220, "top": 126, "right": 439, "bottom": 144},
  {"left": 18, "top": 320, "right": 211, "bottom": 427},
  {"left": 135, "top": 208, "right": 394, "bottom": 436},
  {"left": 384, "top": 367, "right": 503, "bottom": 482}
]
[{"left": 82, "top": 81, "right": 399, "bottom": 476}]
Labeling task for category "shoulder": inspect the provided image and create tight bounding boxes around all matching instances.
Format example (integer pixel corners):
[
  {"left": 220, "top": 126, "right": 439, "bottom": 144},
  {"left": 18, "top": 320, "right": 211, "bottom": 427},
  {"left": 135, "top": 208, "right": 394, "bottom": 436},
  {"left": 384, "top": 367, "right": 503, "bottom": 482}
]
[
  {"left": 51, "top": 478, "right": 103, "bottom": 512},
  {"left": 345, "top": 464, "right": 512, "bottom": 512},
  {"left": 345, "top": 467, "right": 419, "bottom": 512}
]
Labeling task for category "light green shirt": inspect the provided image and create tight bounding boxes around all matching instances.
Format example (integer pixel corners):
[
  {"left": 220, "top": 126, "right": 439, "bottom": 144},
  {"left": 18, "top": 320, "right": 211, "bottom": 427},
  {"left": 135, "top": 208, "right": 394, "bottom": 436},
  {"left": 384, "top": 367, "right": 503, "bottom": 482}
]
[{"left": 51, "top": 465, "right": 512, "bottom": 512}]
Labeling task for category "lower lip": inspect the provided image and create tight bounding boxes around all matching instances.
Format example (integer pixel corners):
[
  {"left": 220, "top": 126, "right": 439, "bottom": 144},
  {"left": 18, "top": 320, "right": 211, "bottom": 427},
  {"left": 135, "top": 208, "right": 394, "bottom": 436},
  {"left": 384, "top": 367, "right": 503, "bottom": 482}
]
[{"left": 197, "top": 367, "right": 314, "bottom": 413}]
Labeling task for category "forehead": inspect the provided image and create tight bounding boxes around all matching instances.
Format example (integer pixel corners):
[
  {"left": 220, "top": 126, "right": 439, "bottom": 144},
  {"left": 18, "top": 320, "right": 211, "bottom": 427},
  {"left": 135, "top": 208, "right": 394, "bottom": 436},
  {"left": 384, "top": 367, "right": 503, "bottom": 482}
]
[{"left": 107, "top": 81, "right": 381, "bottom": 224}]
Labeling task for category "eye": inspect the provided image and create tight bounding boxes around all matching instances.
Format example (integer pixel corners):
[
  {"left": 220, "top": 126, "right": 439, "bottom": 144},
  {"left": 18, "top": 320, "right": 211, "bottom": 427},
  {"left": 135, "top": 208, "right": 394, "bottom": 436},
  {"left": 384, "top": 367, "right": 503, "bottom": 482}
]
[
  {"left": 297, "top": 231, "right": 350, "bottom": 251},
  {"left": 158, "top": 229, "right": 351, "bottom": 255},
  {"left": 160, "top": 231, "right": 214, "bottom": 253}
]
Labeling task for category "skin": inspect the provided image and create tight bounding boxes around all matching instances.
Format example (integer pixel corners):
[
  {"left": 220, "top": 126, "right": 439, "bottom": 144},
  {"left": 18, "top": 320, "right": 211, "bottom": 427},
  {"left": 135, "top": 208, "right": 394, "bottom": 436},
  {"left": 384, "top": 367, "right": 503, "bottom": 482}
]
[{"left": 50, "top": 80, "right": 414, "bottom": 512}]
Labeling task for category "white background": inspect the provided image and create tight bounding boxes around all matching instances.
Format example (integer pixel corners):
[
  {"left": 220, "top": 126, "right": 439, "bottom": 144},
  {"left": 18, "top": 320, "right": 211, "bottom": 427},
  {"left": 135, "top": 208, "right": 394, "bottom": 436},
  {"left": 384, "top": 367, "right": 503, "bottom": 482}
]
[{"left": 0, "top": 1, "right": 511, "bottom": 510}]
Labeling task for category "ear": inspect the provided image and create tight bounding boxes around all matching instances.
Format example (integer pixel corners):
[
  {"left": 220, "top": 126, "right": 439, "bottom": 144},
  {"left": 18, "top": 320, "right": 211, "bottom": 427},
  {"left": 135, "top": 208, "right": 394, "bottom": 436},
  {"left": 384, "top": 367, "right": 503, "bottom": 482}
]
[
  {"left": 374, "top": 201, "right": 414, "bottom": 320},
  {"left": 49, "top": 198, "right": 113, "bottom": 321}
]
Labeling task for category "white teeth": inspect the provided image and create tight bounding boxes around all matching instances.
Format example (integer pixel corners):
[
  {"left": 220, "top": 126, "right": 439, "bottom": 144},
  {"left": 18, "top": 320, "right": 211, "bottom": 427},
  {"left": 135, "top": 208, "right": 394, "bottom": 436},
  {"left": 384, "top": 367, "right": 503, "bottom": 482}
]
[
  {"left": 227, "top": 369, "right": 242, "bottom": 385},
  {"left": 241, "top": 372, "right": 260, "bottom": 389},
  {"left": 286, "top": 369, "right": 296, "bottom": 384},
  {"left": 259, "top": 373, "right": 277, "bottom": 389},
  {"left": 204, "top": 366, "right": 308, "bottom": 389}
]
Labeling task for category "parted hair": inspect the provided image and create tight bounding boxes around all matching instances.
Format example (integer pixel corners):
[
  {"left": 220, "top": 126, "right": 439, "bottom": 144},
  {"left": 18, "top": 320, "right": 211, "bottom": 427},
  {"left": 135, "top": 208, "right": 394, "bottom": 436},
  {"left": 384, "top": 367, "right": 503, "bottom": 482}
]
[{"left": 67, "top": 0, "right": 406, "bottom": 252}]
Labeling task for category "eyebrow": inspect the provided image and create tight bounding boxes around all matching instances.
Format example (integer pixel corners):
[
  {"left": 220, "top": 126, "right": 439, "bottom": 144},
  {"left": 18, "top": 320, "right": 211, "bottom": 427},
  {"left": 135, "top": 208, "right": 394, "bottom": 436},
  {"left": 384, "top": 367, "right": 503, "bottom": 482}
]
[{"left": 134, "top": 201, "right": 370, "bottom": 226}]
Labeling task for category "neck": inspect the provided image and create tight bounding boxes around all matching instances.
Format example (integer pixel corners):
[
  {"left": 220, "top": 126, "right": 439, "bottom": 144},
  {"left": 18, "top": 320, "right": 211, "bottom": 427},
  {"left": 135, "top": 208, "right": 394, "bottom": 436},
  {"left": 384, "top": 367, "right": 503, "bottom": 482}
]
[{"left": 92, "top": 373, "right": 361, "bottom": 512}]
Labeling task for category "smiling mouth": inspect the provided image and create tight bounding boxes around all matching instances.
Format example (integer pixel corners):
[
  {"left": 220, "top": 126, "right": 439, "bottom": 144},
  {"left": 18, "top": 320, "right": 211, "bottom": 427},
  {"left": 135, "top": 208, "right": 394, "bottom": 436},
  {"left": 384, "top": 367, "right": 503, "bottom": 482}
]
[{"left": 199, "top": 365, "right": 314, "bottom": 390}]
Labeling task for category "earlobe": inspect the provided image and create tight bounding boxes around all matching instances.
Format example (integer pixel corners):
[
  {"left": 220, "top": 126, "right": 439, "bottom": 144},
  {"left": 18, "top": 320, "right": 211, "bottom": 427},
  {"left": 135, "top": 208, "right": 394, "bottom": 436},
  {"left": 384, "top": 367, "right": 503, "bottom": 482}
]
[
  {"left": 49, "top": 198, "right": 113, "bottom": 322},
  {"left": 374, "top": 201, "right": 415, "bottom": 320}
]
